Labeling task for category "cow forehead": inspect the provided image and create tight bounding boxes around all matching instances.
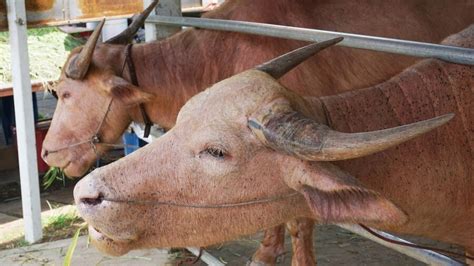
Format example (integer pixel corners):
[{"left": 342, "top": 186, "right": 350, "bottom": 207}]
[{"left": 177, "top": 70, "right": 286, "bottom": 124}]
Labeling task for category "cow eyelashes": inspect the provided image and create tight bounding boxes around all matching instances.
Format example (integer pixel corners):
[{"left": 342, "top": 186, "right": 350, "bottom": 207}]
[
  {"left": 202, "top": 147, "right": 227, "bottom": 159},
  {"left": 50, "top": 90, "right": 58, "bottom": 99}
]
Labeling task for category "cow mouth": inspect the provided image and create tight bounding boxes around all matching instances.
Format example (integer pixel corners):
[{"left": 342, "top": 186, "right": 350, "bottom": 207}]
[
  {"left": 62, "top": 160, "right": 92, "bottom": 178},
  {"left": 88, "top": 224, "right": 135, "bottom": 244},
  {"left": 89, "top": 225, "right": 117, "bottom": 242},
  {"left": 77, "top": 199, "right": 139, "bottom": 244}
]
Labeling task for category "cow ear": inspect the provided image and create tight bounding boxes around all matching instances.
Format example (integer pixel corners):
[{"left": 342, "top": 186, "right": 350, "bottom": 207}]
[
  {"left": 284, "top": 161, "right": 407, "bottom": 226},
  {"left": 105, "top": 76, "right": 154, "bottom": 106}
]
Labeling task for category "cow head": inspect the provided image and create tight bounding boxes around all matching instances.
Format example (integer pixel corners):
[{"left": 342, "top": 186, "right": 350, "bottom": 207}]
[
  {"left": 74, "top": 39, "right": 453, "bottom": 255},
  {"left": 42, "top": 1, "right": 159, "bottom": 177}
]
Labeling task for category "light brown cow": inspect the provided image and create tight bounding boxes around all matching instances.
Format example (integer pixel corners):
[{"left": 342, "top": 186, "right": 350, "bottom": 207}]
[
  {"left": 42, "top": 1, "right": 474, "bottom": 265},
  {"left": 73, "top": 26, "right": 474, "bottom": 263}
]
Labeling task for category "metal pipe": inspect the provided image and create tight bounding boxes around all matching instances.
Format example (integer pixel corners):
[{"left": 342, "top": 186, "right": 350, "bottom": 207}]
[
  {"left": 147, "top": 15, "right": 474, "bottom": 66},
  {"left": 187, "top": 247, "right": 225, "bottom": 266},
  {"left": 337, "top": 224, "right": 463, "bottom": 266}
]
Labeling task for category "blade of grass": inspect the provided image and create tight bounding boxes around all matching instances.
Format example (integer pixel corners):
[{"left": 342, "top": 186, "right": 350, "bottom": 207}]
[
  {"left": 63, "top": 224, "right": 87, "bottom": 266},
  {"left": 43, "top": 167, "right": 65, "bottom": 189}
]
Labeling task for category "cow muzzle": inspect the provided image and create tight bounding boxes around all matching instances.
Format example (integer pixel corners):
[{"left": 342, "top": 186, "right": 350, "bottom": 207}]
[
  {"left": 74, "top": 171, "right": 143, "bottom": 255},
  {"left": 42, "top": 143, "right": 96, "bottom": 177}
]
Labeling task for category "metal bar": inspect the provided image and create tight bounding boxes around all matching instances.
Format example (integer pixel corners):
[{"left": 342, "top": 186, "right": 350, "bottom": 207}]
[
  {"left": 337, "top": 224, "right": 462, "bottom": 265},
  {"left": 147, "top": 15, "right": 474, "bottom": 66},
  {"left": 6, "top": 0, "right": 42, "bottom": 243},
  {"left": 187, "top": 247, "right": 225, "bottom": 266}
]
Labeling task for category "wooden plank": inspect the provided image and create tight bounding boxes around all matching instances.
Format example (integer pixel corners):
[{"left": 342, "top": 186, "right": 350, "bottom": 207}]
[
  {"left": 0, "top": 81, "right": 51, "bottom": 98},
  {"left": 0, "top": 0, "right": 141, "bottom": 30},
  {"left": 6, "top": 0, "right": 42, "bottom": 243},
  {"left": 0, "top": 0, "right": 206, "bottom": 30}
]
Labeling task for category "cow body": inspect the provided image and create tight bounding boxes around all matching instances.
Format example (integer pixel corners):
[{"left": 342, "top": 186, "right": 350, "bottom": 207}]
[
  {"left": 129, "top": 0, "right": 474, "bottom": 130},
  {"left": 73, "top": 25, "right": 474, "bottom": 261},
  {"left": 322, "top": 55, "right": 474, "bottom": 250},
  {"left": 43, "top": 0, "right": 474, "bottom": 178}
]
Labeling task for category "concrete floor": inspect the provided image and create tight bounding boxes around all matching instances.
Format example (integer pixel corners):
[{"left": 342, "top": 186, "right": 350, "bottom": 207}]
[{"left": 0, "top": 237, "right": 173, "bottom": 266}]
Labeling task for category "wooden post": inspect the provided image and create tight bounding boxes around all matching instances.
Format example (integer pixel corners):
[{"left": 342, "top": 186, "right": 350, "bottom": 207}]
[
  {"left": 144, "top": 0, "right": 182, "bottom": 41},
  {"left": 6, "top": 0, "right": 43, "bottom": 243}
]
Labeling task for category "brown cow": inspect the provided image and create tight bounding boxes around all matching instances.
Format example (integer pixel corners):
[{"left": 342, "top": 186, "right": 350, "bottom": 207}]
[
  {"left": 42, "top": 1, "right": 474, "bottom": 265},
  {"left": 42, "top": 0, "right": 474, "bottom": 177},
  {"left": 73, "top": 25, "right": 474, "bottom": 263}
]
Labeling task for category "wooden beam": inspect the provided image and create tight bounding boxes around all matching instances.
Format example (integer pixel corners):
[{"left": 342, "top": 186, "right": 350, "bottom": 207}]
[
  {"left": 6, "top": 0, "right": 42, "bottom": 243},
  {"left": 0, "top": 0, "right": 206, "bottom": 31},
  {"left": 0, "top": 81, "right": 51, "bottom": 98}
]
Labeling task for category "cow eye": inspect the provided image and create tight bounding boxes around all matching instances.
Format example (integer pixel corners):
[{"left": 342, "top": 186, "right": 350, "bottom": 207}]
[
  {"left": 62, "top": 92, "right": 71, "bottom": 99},
  {"left": 203, "top": 147, "right": 226, "bottom": 159}
]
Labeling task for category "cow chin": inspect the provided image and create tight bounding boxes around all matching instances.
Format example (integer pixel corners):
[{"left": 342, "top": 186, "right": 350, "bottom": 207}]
[
  {"left": 62, "top": 149, "right": 99, "bottom": 178},
  {"left": 62, "top": 160, "right": 92, "bottom": 178},
  {"left": 88, "top": 226, "right": 133, "bottom": 256}
]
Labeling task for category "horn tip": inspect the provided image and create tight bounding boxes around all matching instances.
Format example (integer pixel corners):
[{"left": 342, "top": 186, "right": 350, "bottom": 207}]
[
  {"left": 97, "top": 18, "right": 106, "bottom": 28},
  {"left": 333, "top": 36, "right": 344, "bottom": 44},
  {"left": 435, "top": 113, "right": 455, "bottom": 124}
]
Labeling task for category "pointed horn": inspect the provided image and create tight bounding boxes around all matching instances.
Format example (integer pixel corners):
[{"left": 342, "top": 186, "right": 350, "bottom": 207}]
[
  {"left": 106, "top": 0, "right": 160, "bottom": 44},
  {"left": 249, "top": 109, "right": 454, "bottom": 161},
  {"left": 255, "top": 37, "right": 343, "bottom": 79},
  {"left": 66, "top": 19, "right": 105, "bottom": 80}
]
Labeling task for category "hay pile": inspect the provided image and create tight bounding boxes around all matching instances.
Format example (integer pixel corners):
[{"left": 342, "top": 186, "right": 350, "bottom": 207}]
[{"left": 0, "top": 27, "right": 84, "bottom": 85}]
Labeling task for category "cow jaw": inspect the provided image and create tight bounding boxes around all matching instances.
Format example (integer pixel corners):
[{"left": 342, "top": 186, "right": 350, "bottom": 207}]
[{"left": 88, "top": 225, "right": 134, "bottom": 256}]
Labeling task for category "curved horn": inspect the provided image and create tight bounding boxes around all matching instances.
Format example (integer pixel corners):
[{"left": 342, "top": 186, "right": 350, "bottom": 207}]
[
  {"left": 255, "top": 37, "right": 343, "bottom": 79},
  {"left": 106, "top": 0, "right": 160, "bottom": 44},
  {"left": 66, "top": 19, "right": 105, "bottom": 80},
  {"left": 248, "top": 107, "right": 454, "bottom": 161}
]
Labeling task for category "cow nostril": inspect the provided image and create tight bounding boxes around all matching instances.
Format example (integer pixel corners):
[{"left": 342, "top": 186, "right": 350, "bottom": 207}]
[
  {"left": 41, "top": 149, "right": 49, "bottom": 160},
  {"left": 81, "top": 193, "right": 104, "bottom": 206}
]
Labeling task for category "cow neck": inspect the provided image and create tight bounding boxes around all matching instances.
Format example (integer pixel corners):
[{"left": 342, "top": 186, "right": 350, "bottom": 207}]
[
  {"left": 122, "top": 44, "right": 153, "bottom": 138},
  {"left": 319, "top": 59, "right": 470, "bottom": 136}
]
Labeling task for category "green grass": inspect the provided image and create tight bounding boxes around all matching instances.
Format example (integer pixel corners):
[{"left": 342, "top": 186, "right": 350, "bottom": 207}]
[
  {"left": 42, "top": 167, "right": 65, "bottom": 190},
  {"left": 0, "top": 206, "right": 85, "bottom": 251},
  {"left": 46, "top": 213, "right": 80, "bottom": 231},
  {"left": 16, "top": 239, "right": 30, "bottom": 247},
  {"left": 0, "top": 27, "right": 84, "bottom": 84}
]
